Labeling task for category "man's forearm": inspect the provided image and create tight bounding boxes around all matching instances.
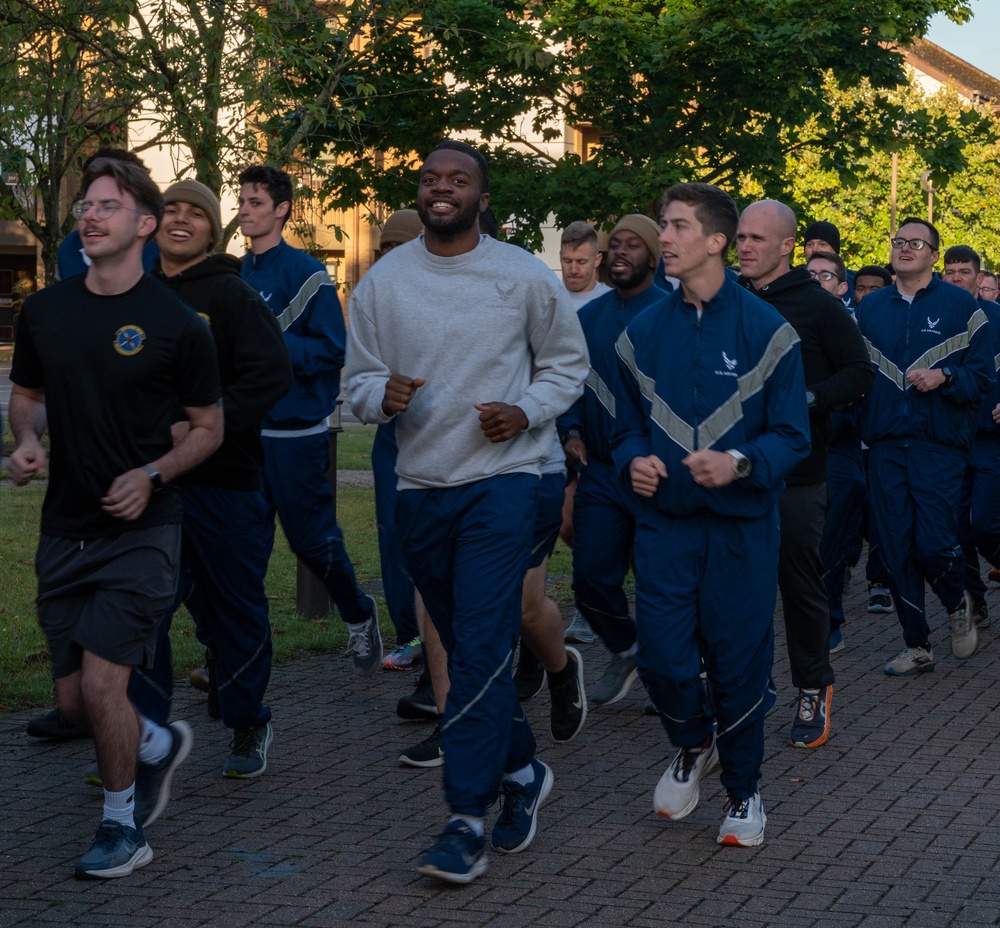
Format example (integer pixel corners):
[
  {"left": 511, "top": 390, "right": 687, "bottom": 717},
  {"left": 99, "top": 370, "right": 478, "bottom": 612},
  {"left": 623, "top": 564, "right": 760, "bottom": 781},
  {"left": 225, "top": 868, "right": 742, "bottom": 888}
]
[
  {"left": 150, "top": 405, "right": 223, "bottom": 484},
  {"left": 9, "top": 389, "right": 47, "bottom": 443}
]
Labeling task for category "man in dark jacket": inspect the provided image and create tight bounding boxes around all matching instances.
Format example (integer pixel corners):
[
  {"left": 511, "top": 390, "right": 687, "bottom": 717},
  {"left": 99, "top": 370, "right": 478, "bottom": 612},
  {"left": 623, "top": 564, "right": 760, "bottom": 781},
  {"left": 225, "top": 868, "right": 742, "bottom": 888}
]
[
  {"left": 737, "top": 200, "right": 873, "bottom": 750},
  {"left": 129, "top": 180, "right": 292, "bottom": 788}
]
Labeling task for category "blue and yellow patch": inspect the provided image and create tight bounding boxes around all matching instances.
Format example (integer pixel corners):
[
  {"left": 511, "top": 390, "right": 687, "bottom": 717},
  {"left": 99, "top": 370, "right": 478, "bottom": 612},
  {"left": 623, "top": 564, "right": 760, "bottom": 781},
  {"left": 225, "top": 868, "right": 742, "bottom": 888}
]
[{"left": 113, "top": 325, "right": 146, "bottom": 356}]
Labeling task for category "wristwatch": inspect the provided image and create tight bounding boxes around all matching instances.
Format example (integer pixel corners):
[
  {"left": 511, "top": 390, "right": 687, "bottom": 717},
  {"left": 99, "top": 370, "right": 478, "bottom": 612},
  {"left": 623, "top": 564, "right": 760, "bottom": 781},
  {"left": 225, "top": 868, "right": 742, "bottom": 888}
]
[
  {"left": 728, "top": 450, "right": 752, "bottom": 479},
  {"left": 142, "top": 464, "right": 164, "bottom": 492},
  {"left": 941, "top": 367, "right": 955, "bottom": 386},
  {"left": 805, "top": 390, "right": 817, "bottom": 408}
]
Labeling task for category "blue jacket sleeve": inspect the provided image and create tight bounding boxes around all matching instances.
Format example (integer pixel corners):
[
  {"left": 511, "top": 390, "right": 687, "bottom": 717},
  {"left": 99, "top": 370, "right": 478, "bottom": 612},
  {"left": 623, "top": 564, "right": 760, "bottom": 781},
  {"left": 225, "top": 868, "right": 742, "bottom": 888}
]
[
  {"left": 940, "top": 308, "right": 995, "bottom": 408},
  {"left": 283, "top": 281, "right": 346, "bottom": 378}
]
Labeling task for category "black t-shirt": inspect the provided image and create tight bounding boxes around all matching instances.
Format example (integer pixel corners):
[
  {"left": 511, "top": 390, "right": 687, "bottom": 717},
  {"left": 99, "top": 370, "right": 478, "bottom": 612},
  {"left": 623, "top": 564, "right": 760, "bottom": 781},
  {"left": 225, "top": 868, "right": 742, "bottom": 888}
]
[{"left": 11, "top": 274, "right": 221, "bottom": 538}]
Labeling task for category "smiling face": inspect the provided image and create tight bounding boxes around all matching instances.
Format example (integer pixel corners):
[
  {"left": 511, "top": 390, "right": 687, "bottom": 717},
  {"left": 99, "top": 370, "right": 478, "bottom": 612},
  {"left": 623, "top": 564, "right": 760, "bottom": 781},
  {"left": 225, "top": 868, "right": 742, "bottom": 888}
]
[
  {"left": 157, "top": 200, "right": 214, "bottom": 273},
  {"left": 892, "top": 222, "right": 939, "bottom": 281},
  {"left": 77, "top": 175, "right": 155, "bottom": 265},
  {"left": 416, "top": 148, "right": 488, "bottom": 248}
]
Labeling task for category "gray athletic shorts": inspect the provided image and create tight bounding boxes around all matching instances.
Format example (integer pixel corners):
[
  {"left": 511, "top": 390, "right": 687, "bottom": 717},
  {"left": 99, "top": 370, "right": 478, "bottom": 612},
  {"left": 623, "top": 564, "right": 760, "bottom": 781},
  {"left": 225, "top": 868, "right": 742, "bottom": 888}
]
[{"left": 35, "top": 524, "right": 181, "bottom": 678}]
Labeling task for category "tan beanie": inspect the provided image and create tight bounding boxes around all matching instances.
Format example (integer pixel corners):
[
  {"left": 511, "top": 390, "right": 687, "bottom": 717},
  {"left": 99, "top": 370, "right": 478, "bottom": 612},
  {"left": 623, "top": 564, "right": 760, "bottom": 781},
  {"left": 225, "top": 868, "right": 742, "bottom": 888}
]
[
  {"left": 610, "top": 214, "right": 661, "bottom": 263},
  {"left": 379, "top": 209, "right": 423, "bottom": 251},
  {"left": 162, "top": 179, "right": 222, "bottom": 249}
]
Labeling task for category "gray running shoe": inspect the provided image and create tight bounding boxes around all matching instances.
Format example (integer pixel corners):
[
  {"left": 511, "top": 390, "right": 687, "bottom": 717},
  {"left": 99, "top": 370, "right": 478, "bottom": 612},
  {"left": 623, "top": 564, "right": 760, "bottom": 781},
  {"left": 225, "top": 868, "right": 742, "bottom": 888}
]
[
  {"left": 885, "top": 646, "right": 934, "bottom": 676},
  {"left": 950, "top": 593, "right": 978, "bottom": 659},
  {"left": 971, "top": 596, "right": 990, "bottom": 630},
  {"left": 347, "top": 598, "right": 383, "bottom": 676},
  {"left": 592, "top": 651, "right": 638, "bottom": 706},
  {"left": 75, "top": 820, "right": 153, "bottom": 880},
  {"left": 565, "top": 611, "right": 596, "bottom": 644}
]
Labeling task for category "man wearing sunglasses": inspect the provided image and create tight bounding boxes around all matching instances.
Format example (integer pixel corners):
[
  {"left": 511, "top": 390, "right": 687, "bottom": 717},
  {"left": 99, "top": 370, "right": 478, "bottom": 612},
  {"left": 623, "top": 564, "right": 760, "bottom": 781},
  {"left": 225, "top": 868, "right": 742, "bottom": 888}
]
[{"left": 856, "top": 219, "right": 995, "bottom": 675}]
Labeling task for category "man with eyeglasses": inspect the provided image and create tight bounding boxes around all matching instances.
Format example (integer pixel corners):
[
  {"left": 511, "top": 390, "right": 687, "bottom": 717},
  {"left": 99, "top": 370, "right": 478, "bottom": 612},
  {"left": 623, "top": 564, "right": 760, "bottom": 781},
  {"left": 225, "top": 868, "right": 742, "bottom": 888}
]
[
  {"left": 856, "top": 220, "right": 994, "bottom": 675},
  {"left": 980, "top": 271, "right": 998, "bottom": 304},
  {"left": 940, "top": 246, "right": 1000, "bottom": 634},
  {"left": 736, "top": 201, "right": 872, "bottom": 751},
  {"left": 8, "top": 157, "right": 223, "bottom": 878}
]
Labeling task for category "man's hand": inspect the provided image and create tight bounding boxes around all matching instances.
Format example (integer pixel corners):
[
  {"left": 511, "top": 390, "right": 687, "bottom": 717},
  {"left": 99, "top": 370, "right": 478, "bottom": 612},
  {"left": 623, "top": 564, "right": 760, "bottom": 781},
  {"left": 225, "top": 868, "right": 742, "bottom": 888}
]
[
  {"left": 993, "top": 403, "right": 1000, "bottom": 425},
  {"left": 101, "top": 469, "right": 153, "bottom": 521},
  {"left": 629, "top": 454, "right": 667, "bottom": 497},
  {"left": 7, "top": 442, "right": 47, "bottom": 486},
  {"left": 474, "top": 402, "right": 528, "bottom": 443},
  {"left": 382, "top": 374, "right": 426, "bottom": 415},
  {"left": 683, "top": 449, "right": 736, "bottom": 488},
  {"left": 907, "top": 368, "right": 947, "bottom": 393},
  {"left": 564, "top": 435, "right": 588, "bottom": 467}
]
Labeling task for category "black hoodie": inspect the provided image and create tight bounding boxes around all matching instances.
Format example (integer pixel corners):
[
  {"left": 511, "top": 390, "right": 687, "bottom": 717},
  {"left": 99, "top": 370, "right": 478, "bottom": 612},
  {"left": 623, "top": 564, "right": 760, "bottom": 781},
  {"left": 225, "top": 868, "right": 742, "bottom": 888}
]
[
  {"left": 155, "top": 253, "right": 292, "bottom": 490},
  {"left": 740, "top": 267, "right": 873, "bottom": 484}
]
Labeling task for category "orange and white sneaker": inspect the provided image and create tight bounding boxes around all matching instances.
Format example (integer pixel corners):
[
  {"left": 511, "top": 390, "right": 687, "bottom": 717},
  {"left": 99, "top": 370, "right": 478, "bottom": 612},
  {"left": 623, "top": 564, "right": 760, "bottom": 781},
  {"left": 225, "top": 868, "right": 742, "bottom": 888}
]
[{"left": 717, "top": 791, "right": 766, "bottom": 847}]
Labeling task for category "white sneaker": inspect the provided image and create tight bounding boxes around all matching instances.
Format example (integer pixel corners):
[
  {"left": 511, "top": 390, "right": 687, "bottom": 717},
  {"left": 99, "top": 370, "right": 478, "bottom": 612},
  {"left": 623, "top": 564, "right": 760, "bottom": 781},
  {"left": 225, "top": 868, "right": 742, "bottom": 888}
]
[
  {"left": 884, "top": 646, "right": 935, "bottom": 676},
  {"left": 653, "top": 734, "right": 718, "bottom": 820},
  {"left": 950, "top": 592, "right": 978, "bottom": 660},
  {"left": 717, "top": 791, "right": 766, "bottom": 847}
]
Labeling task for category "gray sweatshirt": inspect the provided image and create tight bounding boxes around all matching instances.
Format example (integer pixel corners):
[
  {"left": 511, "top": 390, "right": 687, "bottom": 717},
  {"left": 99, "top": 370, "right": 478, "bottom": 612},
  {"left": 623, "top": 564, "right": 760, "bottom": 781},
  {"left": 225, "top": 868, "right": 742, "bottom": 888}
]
[{"left": 344, "top": 235, "right": 589, "bottom": 490}]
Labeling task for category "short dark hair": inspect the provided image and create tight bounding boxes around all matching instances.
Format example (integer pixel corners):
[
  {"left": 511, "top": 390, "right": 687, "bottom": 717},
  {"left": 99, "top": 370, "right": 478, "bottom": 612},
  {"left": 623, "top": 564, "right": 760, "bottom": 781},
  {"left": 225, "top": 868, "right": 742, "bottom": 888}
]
[
  {"left": 807, "top": 250, "right": 847, "bottom": 282},
  {"left": 660, "top": 182, "right": 739, "bottom": 251},
  {"left": 430, "top": 140, "right": 489, "bottom": 193},
  {"left": 943, "top": 245, "right": 981, "bottom": 274},
  {"left": 898, "top": 217, "right": 940, "bottom": 251},
  {"left": 81, "top": 146, "right": 150, "bottom": 173},
  {"left": 80, "top": 156, "right": 164, "bottom": 234},
  {"left": 856, "top": 265, "right": 893, "bottom": 286},
  {"left": 561, "top": 221, "right": 599, "bottom": 250},
  {"left": 238, "top": 166, "right": 294, "bottom": 227}
]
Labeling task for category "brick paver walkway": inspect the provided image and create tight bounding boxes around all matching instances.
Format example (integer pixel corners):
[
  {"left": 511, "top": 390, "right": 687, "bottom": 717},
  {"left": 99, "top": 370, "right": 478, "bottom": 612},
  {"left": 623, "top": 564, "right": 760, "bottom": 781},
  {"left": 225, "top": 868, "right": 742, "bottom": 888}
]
[{"left": 2, "top": 571, "right": 999, "bottom": 927}]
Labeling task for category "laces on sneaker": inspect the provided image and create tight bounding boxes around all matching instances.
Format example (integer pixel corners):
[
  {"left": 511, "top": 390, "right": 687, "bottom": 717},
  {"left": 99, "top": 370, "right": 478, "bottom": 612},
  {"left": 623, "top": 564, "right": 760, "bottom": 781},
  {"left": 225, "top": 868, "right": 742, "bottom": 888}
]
[
  {"left": 347, "top": 629, "right": 371, "bottom": 658},
  {"left": 672, "top": 739, "right": 709, "bottom": 783},
  {"left": 230, "top": 728, "right": 258, "bottom": 756},
  {"left": 796, "top": 691, "right": 818, "bottom": 722},
  {"left": 725, "top": 795, "right": 751, "bottom": 820}
]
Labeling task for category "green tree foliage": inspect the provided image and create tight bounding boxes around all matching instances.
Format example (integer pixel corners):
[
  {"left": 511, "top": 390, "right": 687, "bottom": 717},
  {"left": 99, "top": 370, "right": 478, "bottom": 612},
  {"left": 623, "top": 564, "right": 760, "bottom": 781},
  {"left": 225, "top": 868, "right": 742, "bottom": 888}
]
[
  {"left": 0, "top": 0, "right": 135, "bottom": 281},
  {"left": 0, "top": 0, "right": 983, "bottom": 267},
  {"left": 778, "top": 81, "right": 1000, "bottom": 269}
]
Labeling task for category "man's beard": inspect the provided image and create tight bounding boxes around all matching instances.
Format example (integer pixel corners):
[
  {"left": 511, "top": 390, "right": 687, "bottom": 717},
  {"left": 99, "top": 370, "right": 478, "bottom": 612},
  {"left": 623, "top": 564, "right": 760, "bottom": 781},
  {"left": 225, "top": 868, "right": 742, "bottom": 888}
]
[{"left": 417, "top": 200, "right": 481, "bottom": 239}]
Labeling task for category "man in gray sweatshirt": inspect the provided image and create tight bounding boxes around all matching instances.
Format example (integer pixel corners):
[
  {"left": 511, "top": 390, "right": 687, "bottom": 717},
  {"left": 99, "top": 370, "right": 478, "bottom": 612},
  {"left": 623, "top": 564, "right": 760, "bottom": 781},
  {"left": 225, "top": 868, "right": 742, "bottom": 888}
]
[{"left": 344, "top": 141, "right": 588, "bottom": 884}]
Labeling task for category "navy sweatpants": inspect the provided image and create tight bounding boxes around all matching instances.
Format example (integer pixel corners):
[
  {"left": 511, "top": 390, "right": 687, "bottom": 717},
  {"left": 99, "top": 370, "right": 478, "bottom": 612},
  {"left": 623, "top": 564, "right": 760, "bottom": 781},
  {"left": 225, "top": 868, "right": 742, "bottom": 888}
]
[
  {"left": 959, "top": 435, "right": 1000, "bottom": 599},
  {"left": 867, "top": 445, "right": 966, "bottom": 650},
  {"left": 634, "top": 508, "right": 779, "bottom": 800},
  {"left": 572, "top": 458, "right": 639, "bottom": 654},
  {"left": 396, "top": 474, "right": 539, "bottom": 817},
  {"left": 129, "top": 484, "right": 273, "bottom": 730},
  {"left": 262, "top": 432, "right": 371, "bottom": 625},
  {"left": 371, "top": 422, "right": 419, "bottom": 643}
]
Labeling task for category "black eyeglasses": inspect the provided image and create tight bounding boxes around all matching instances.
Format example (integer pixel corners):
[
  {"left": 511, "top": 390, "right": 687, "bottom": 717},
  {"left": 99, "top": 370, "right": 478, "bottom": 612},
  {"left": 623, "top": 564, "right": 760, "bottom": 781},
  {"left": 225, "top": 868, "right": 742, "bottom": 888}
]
[
  {"left": 808, "top": 270, "right": 842, "bottom": 283},
  {"left": 890, "top": 237, "right": 933, "bottom": 251}
]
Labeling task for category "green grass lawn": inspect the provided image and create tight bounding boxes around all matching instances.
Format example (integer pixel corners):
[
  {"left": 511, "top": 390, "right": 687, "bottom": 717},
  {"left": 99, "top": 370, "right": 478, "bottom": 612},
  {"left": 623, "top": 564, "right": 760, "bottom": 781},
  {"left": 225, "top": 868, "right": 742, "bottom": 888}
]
[{"left": 0, "top": 472, "right": 574, "bottom": 711}]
